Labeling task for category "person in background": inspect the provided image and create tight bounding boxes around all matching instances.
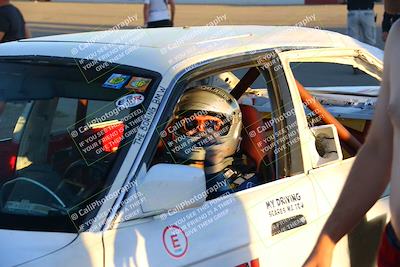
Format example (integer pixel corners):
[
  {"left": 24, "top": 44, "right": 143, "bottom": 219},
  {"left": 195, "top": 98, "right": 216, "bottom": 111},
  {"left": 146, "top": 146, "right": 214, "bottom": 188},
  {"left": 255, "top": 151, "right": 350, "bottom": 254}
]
[
  {"left": 0, "top": 0, "right": 30, "bottom": 43},
  {"left": 382, "top": 0, "right": 400, "bottom": 42},
  {"left": 143, "top": 0, "right": 175, "bottom": 28},
  {"left": 343, "top": 0, "right": 376, "bottom": 46}
]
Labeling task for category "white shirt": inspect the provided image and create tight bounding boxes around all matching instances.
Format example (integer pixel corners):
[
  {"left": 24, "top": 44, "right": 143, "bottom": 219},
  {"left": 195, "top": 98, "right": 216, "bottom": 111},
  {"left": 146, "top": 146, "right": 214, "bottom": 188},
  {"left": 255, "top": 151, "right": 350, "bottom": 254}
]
[{"left": 144, "top": 0, "right": 170, "bottom": 23}]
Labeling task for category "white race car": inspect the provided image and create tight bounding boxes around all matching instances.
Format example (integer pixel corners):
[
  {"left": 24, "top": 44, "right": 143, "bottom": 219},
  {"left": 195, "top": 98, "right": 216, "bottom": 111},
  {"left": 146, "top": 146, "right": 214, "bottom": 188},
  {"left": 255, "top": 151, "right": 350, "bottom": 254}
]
[{"left": 0, "top": 26, "right": 388, "bottom": 267}]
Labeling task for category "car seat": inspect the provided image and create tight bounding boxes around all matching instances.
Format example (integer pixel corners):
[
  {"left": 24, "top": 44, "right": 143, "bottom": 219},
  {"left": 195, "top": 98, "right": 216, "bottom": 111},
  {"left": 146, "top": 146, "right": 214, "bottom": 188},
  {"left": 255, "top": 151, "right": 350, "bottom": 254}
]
[{"left": 240, "top": 104, "right": 275, "bottom": 183}]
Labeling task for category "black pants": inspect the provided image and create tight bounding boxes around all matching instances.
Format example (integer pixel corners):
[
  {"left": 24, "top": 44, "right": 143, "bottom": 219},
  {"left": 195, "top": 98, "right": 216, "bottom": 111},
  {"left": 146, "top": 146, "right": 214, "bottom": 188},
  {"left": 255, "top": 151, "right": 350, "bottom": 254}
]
[{"left": 147, "top": 19, "right": 173, "bottom": 28}]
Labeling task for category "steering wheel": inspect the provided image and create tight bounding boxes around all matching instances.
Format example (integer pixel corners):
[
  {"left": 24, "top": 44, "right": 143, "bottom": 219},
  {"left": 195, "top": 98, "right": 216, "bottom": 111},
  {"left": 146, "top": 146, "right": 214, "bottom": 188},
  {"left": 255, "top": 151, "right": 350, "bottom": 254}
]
[{"left": 0, "top": 177, "right": 66, "bottom": 208}]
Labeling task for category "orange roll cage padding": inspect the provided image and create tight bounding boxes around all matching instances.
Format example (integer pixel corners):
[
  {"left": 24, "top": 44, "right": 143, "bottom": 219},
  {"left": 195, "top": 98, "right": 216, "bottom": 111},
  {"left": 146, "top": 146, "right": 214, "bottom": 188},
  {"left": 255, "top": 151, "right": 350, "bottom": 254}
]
[{"left": 295, "top": 80, "right": 362, "bottom": 154}]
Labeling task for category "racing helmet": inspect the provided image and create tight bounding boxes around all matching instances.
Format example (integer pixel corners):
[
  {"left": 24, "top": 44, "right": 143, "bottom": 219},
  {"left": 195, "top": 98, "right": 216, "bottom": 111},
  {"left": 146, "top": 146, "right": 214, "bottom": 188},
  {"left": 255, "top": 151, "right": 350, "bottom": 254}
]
[{"left": 169, "top": 86, "right": 242, "bottom": 166}]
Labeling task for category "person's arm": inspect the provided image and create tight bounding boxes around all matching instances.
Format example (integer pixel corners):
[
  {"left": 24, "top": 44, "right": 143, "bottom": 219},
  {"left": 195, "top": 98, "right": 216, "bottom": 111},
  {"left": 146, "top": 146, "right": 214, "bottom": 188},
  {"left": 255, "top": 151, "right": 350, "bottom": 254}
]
[
  {"left": 382, "top": 12, "right": 391, "bottom": 42},
  {"left": 143, "top": 2, "right": 150, "bottom": 27},
  {"left": 303, "top": 21, "right": 398, "bottom": 267},
  {"left": 0, "top": 101, "right": 5, "bottom": 116},
  {"left": 168, "top": 0, "right": 175, "bottom": 25},
  {"left": 0, "top": 16, "right": 10, "bottom": 42},
  {"left": 24, "top": 25, "right": 31, "bottom": 39}
]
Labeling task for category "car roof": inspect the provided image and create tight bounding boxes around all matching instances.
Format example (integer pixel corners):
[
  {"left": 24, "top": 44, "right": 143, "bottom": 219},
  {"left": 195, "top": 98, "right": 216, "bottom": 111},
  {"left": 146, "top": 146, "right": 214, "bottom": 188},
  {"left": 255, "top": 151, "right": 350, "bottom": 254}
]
[{"left": 0, "top": 26, "right": 383, "bottom": 75}]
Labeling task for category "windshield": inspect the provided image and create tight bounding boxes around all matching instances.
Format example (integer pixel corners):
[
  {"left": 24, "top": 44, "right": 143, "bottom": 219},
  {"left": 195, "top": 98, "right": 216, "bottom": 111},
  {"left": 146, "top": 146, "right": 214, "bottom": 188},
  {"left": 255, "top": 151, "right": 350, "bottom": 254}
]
[{"left": 0, "top": 57, "right": 160, "bottom": 232}]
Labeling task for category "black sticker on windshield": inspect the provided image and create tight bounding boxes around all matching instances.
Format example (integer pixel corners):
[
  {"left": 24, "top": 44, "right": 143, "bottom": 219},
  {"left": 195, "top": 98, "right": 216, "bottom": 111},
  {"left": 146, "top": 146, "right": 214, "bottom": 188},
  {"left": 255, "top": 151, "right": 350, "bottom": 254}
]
[{"left": 271, "top": 214, "right": 307, "bottom": 236}]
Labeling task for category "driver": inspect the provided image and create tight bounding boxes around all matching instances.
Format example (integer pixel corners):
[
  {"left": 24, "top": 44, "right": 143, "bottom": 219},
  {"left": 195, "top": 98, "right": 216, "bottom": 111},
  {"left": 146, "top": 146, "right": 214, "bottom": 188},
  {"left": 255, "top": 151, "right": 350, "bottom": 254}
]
[{"left": 164, "top": 86, "right": 260, "bottom": 199}]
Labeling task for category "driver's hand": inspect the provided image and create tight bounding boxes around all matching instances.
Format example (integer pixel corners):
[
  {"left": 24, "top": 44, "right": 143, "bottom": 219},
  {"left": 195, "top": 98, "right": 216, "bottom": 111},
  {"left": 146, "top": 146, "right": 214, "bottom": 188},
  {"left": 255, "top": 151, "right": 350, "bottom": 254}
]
[
  {"left": 205, "top": 143, "right": 226, "bottom": 166},
  {"left": 203, "top": 129, "right": 230, "bottom": 173}
]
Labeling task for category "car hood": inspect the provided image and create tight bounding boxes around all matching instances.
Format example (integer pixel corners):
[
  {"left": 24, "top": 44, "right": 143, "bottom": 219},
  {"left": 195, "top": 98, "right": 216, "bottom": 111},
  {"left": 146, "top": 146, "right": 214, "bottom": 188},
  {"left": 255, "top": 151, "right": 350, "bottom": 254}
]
[{"left": 0, "top": 229, "right": 77, "bottom": 267}]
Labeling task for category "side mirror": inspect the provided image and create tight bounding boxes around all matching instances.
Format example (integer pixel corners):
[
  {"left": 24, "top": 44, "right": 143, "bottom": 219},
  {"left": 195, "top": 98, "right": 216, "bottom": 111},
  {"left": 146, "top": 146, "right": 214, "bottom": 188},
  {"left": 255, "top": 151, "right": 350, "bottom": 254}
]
[
  {"left": 309, "top": 124, "right": 343, "bottom": 168},
  {"left": 136, "top": 164, "right": 206, "bottom": 214}
]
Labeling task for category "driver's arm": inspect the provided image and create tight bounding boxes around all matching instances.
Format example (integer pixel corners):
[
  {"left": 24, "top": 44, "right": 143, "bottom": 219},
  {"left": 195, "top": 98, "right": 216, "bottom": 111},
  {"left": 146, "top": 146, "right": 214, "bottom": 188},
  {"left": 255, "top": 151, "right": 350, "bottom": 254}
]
[{"left": 303, "top": 21, "right": 397, "bottom": 267}]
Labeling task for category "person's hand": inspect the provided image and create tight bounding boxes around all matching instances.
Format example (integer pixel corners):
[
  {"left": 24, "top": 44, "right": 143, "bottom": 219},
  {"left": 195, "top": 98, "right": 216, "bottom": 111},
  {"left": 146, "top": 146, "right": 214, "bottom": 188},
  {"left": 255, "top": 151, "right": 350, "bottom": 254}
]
[
  {"left": 382, "top": 31, "right": 389, "bottom": 42},
  {"left": 302, "top": 235, "right": 335, "bottom": 267},
  {"left": 204, "top": 129, "right": 224, "bottom": 166}
]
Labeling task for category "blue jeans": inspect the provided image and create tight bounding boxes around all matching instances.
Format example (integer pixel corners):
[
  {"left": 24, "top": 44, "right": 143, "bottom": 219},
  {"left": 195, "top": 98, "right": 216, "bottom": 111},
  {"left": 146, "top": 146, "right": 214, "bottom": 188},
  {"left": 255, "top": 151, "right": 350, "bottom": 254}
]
[{"left": 347, "top": 10, "right": 376, "bottom": 46}]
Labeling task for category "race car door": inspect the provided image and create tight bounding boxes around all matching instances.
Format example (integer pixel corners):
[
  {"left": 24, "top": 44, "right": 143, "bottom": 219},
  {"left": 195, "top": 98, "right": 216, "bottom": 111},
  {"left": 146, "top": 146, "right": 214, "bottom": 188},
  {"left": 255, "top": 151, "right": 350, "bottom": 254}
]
[
  {"left": 278, "top": 47, "right": 390, "bottom": 266},
  {"left": 102, "top": 52, "right": 338, "bottom": 267}
]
